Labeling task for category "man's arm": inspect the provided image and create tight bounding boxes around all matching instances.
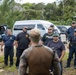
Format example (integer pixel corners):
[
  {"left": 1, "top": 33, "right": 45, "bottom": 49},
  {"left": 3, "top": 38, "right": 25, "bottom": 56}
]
[
  {"left": 66, "top": 28, "right": 70, "bottom": 36},
  {"left": 59, "top": 42, "right": 65, "bottom": 61},
  {"left": 19, "top": 50, "right": 28, "bottom": 75},
  {"left": 52, "top": 51, "right": 61, "bottom": 75},
  {"left": 41, "top": 34, "right": 46, "bottom": 44},
  {"left": 67, "top": 41, "right": 70, "bottom": 49},
  {"left": 59, "top": 50, "right": 65, "bottom": 61},
  {"left": 67, "top": 35, "right": 71, "bottom": 49},
  {"left": 13, "top": 40, "right": 16, "bottom": 45},
  {"left": 15, "top": 41, "right": 18, "bottom": 48},
  {"left": 0, "top": 41, "right": 4, "bottom": 51},
  {"left": 15, "top": 33, "right": 20, "bottom": 48}
]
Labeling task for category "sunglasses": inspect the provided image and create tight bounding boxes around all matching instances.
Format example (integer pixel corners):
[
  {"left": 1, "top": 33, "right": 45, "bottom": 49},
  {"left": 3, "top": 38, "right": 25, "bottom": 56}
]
[
  {"left": 48, "top": 29, "right": 52, "bottom": 30},
  {"left": 53, "top": 36, "right": 58, "bottom": 37},
  {"left": 72, "top": 23, "right": 76, "bottom": 24}
]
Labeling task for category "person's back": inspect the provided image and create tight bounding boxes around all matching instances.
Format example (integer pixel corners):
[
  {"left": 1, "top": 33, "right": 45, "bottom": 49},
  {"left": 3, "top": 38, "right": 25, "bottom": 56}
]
[
  {"left": 19, "top": 45, "right": 60, "bottom": 75},
  {"left": 28, "top": 46, "right": 53, "bottom": 75}
]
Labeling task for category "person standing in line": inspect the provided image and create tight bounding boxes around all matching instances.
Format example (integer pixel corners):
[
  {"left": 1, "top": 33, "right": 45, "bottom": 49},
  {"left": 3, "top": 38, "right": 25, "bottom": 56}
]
[
  {"left": 67, "top": 21, "right": 76, "bottom": 36},
  {"left": 15, "top": 26, "right": 30, "bottom": 68},
  {"left": 47, "top": 33, "right": 65, "bottom": 75},
  {"left": 19, "top": 29, "right": 61, "bottom": 75},
  {"left": 41, "top": 27, "right": 53, "bottom": 45},
  {"left": 1, "top": 29, "right": 16, "bottom": 67},
  {"left": 65, "top": 29, "right": 76, "bottom": 69},
  {"left": 50, "top": 24, "right": 59, "bottom": 34},
  {"left": 66, "top": 21, "right": 76, "bottom": 51}
]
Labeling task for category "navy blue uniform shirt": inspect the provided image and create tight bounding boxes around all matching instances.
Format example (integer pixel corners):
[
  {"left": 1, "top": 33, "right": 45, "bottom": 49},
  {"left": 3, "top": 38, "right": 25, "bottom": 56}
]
[
  {"left": 67, "top": 27, "right": 76, "bottom": 36},
  {"left": 68, "top": 34, "right": 76, "bottom": 46},
  {"left": 47, "top": 40, "right": 65, "bottom": 58},
  {"left": 2, "top": 35, "right": 15, "bottom": 47}
]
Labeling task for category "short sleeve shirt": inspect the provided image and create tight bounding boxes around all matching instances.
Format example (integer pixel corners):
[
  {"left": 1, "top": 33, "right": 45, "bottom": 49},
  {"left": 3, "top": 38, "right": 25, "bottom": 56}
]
[
  {"left": 16, "top": 32, "right": 30, "bottom": 50},
  {"left": 2, "top": 35, "right": 16, "bottom": 47},
  {"left": 47, "top": 40, "right": 65, "bottom": 58},
  {"left": 41, "top": 33, "right": 53, "bottom": 45},
  {"left": 67, "top": 27, "right": 76, "bottom": 36},
  {"left": 68, "top": 34, "right": 76, "bottom": 46}
]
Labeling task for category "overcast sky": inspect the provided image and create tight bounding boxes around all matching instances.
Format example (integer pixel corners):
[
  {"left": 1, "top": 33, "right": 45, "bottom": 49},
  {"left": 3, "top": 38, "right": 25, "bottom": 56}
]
[{"left": 15, "top": 0, "right": 57, "bottom": 4}]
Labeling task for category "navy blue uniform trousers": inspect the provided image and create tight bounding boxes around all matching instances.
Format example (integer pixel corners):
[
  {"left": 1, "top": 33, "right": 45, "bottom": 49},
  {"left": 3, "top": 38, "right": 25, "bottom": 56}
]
[
  {"left": 4, "top": 46, "right": 14, "bottom": 66},
  {"left": 16, "top": 49, "right": 24, "bottom": 67},
  {"left": 67, "top": 46, "right": 76, "bottom": 67}
]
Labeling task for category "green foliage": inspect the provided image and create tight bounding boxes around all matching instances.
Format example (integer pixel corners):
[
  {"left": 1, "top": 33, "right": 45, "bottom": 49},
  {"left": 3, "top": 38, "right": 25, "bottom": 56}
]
[
  {"left": 0, "top": 0, "right": 76, "bottom": 28},
  {"left": 50, "top": 18, "right": 72, "bottom": 25}
]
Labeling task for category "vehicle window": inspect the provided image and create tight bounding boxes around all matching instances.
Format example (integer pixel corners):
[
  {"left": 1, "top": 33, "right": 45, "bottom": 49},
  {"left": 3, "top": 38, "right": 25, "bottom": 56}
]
[
  {"left": 37, "top": 24, "right": 45, "bottom": 30},
  {"left": 57, "top": 26, "right": 67, "bottom": 32},
  {"left": 14, "top": 25, "right": 35, "bottom": 30},
  {"left": 44, "top": 24, "right": 51, "bottom": 29},
  {"left": 0, "top": 26, "right": 5, "bottom": 34},
  {"left": 61, "top": 27, "right": 67, "bottom": 32}
]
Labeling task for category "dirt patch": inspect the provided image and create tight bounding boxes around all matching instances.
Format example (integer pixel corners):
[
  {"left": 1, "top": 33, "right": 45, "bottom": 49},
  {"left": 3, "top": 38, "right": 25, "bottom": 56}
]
[
  {"left": 0, "top": 50, "right": 3, "bottom": 56},
  {"left": 0, "top": 70, "right": 18, "bottom": 75}
]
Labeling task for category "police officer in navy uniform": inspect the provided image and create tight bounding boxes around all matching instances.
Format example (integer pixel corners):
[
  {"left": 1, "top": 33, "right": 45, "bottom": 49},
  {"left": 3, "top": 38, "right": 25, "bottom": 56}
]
[
  {"left": 41, "top": 27, "right": 53, "bottom": 45},
  {"left": 65, "top": 29, "right": 76, "bottom": 69},
  {"left": 1, "top": 29, "right": 15, "bottom": 67},
  {"left": 15, "top": 26, "right": 30, "bottom": 68},
  {"left": 67, "top": 21, "right": 76, "bottom": 36},
  {"left": 67, "top": 21, "right": 76, "bottom": 49}
]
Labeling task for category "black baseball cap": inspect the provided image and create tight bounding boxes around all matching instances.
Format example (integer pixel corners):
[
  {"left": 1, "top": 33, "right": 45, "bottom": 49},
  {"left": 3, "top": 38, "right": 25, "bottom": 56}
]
[
  {"left": 50, "top": 24, "right": 54, "bottom": 27},
  {"left": 72, "top": 21, "right": 76, "bottom": 24}
]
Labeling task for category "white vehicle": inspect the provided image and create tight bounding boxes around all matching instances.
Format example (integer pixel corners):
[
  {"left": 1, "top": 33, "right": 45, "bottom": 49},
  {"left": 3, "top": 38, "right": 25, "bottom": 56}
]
[
  {"left": 64, "top": 26, "right": 71, "bottom": 29},
  {"left": 12, "top": 20, "right": 60, "bottom": 37}
]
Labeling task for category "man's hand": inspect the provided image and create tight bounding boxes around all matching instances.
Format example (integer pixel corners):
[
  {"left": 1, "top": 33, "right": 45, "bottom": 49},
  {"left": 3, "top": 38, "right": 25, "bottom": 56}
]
[
  {"left": 59, "top": 50, "right": 65, "bottom": 62},
  {"left": 67, "top": 42, "right": 70, "bottom": 49},
  {"left": 67, "top": 44, "right": 69, "bottom": 49},
  {"left": 0, "top": 41, "right": 4, "bottom": 51},
  {"left": 1, "top": 48, "right": 3, "bottom": 51},
  {"left": 59, "top": 58, "right": 61, "bottom": 62},
  {"left": 13, "top": 43, "right": 16, "bottom": 46},
  {"left": 39, "top": 40, "right": 43, "bottom": 45},
  {"left": 0, "top": 42, "right": 2, "bottom": 45}
]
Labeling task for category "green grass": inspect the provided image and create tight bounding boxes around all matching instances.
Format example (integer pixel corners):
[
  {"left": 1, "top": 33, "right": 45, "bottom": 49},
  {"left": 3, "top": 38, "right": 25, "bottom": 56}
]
[
  {"left": 63, "top": 52, "right": 76, "bottom": 75},
  {"left": 5, "top": 65, "right": 16, "bottom": 71},
  {"left": 0, "top": 56, "right": 16, "bottom": 71},
  {"left": 0, "top": 51, "right": 76, "bottom": 75},
  {"left": 0, "top": 56, "right": 4, "bottom": 63}
]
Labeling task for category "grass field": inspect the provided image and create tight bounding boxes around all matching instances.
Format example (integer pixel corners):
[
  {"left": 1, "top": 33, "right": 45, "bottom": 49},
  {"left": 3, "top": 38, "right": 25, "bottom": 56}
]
[{"left": 0, "top": 51, "right": 76, "bottom": 75}]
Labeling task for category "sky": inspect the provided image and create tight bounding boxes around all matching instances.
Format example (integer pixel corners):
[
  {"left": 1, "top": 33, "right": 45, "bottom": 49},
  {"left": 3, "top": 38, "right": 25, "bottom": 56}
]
[{"left": 15, "top": 0, "right": 57, "bottom": 4}]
